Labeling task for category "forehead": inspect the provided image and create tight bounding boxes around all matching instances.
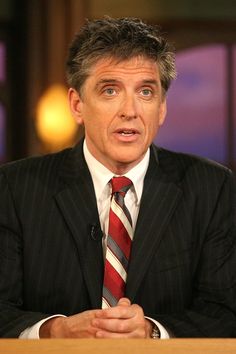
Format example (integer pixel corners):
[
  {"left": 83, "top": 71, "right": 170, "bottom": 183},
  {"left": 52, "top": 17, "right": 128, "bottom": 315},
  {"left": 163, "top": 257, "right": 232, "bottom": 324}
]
[{"left": 87, "top": 56, "right": 160, "bottom": 82}]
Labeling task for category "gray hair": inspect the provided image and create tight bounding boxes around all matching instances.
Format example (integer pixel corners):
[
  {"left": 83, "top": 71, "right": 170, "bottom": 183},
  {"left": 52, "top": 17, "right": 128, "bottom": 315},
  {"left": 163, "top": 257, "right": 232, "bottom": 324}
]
[{"left": 66, "top": 17, "right": 176, "bottom": 95}]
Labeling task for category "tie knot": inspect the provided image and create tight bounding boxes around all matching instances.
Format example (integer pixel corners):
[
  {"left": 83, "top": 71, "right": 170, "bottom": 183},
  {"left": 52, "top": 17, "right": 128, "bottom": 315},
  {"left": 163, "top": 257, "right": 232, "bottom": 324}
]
[{"left": 111, "top": 176, "right": 132, "bottom": 195}]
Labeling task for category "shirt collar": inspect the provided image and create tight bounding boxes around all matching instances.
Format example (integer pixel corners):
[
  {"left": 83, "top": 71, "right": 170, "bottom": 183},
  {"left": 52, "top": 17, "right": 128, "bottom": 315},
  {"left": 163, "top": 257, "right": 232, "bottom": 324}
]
[{"left": 83, "top": 140, "right": 150, "bottom": 205}]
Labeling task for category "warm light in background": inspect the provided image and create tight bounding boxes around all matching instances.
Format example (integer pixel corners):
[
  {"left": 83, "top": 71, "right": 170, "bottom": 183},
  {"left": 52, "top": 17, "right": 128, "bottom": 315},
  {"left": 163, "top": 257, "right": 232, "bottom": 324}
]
[{"left": 36, "top": 84, "right": 78, "bottom": 151}]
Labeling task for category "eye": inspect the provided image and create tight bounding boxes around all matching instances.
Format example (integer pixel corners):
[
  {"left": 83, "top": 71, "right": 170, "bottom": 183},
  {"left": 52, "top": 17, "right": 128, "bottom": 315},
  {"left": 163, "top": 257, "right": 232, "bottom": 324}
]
[
  {"left": 103, "top": 87, "right": 116, "bottom": 96},
  {"left": 140, "top": 88, "right": 152, "bottom": 96}
]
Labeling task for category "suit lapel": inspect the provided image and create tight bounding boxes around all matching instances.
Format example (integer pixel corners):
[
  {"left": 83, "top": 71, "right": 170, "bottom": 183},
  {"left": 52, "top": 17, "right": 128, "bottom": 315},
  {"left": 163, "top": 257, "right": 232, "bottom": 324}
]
[
  {"left": 53, "top": 142, "right": 182, "bottom": 306},
  {"left": 126, "top": 146, "right": 182, "bottom": 300},
  {"left": 54, "top": 141, "right": 104, "bottom": 309}
]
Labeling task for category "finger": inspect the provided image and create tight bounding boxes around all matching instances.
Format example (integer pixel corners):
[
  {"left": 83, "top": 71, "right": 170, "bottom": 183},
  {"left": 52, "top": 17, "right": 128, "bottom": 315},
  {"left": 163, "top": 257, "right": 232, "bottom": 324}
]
[
  {"left": 96, "top": 330, "right": 130, "bottom": 338},
  {"left": 96, "top": 298, "right": 131, "bottom": 319},
  {"left": 92, "top": 317, "right": 131, "bottom": 333},
  {"left": 93, "top": 307, "right": 141, "bottom": 332},
  {"left": 117, "top": 297, "right": 131, "bottom": 306},
  {"left": 95, "top": 327, "right": 146, "bottom": 339},
  {"left": 95, "top": 305, "right": 135, "bottom": 319},
  {"left": 93, "top": 305, "right": 147, "bottom": 337}
]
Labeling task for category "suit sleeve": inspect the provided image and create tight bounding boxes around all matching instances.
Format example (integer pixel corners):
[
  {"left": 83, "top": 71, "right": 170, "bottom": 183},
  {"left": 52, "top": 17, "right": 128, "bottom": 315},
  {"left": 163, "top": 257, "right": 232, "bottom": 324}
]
[
  {"left": 0, "top": 171, "right": 50, "bottom": 337},
  {"left": 152, "top": 169, "right": 236, "bottom": 337}
]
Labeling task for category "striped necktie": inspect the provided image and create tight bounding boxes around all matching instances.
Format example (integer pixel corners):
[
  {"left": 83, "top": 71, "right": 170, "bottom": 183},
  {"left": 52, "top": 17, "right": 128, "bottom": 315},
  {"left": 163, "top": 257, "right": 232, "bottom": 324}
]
[{"left": 102, "top": 176, "right": 133, "bottom": 308}]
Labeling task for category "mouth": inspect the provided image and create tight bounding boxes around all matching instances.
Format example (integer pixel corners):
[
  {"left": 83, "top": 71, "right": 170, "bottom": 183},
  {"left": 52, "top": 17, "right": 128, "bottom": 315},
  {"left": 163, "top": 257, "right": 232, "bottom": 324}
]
[
  {"left": 116, "top": 129, "right": 139, "bottom": 136},
  {"left": 113, "top": 128, "right": 140, "bottom": 143}
]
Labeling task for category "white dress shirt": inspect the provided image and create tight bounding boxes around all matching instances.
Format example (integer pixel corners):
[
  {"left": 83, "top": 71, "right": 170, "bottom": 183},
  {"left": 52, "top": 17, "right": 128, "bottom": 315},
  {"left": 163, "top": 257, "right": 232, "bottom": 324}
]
[
  {"left": 20, "top": 140, "right": 169, "bottom": 339},
  {"left": 84, "top": 141, "right": 149, "bottom": 255}
]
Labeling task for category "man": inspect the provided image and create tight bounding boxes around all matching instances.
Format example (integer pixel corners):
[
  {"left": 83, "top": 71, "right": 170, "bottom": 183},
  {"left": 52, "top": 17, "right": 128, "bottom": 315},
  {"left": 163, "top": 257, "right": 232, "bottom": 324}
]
[{"left": 0, "top": 17, "right": 236, "bottom": 339}]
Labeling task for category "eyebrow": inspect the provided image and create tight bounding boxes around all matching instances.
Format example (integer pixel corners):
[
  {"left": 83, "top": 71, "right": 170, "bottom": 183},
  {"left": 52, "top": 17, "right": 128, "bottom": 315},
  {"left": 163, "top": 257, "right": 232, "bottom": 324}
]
[
  {"left": 94, "top": 79, "right": 116, "bottom": 92},
  {"left": 95, "top": 79, "right": 118, "bottom": 87},
  {"left": 95, "top": 78, "right": 159, "bottom": 88},
  {"left": 141, "top": 79, "right": 159, "bottom": 86}
]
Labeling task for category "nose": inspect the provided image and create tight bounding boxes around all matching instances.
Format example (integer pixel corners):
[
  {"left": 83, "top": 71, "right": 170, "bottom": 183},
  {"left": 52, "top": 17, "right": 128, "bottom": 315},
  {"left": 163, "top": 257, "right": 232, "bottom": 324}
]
[{"left": 119, "top": 94, "right": 138, "bottom": 120}]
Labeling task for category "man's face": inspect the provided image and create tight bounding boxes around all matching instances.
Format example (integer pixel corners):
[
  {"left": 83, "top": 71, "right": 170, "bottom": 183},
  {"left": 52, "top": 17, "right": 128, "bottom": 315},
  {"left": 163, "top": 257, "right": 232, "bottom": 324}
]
[{"left": 69, "top": 56, "right": 167, "bottom": 174}]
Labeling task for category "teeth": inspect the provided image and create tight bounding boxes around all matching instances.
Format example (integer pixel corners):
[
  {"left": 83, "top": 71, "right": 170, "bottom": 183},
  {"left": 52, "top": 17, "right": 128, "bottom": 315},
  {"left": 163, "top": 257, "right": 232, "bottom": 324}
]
[{"left": 120, "top": 131, "right": 134, "bottom": 135}]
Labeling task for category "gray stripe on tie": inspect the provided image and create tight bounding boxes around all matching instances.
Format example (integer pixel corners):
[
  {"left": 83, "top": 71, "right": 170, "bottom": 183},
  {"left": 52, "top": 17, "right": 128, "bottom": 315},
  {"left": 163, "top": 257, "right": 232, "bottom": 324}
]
[
  {"left": 103, "top": 286, "right": 118, "bottom": 307},
  {"left": 107, "top": 236, "right": 129, "bottom": 271},
  {"left": 114, "top": 194, "right": 133, "bottom": 226}
]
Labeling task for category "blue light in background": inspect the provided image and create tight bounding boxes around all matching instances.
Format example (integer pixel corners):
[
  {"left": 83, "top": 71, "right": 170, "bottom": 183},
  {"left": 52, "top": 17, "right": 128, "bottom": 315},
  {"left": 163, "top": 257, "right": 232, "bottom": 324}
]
[{"left": 154, "top": 45, "right": 228, "bottom": 164}]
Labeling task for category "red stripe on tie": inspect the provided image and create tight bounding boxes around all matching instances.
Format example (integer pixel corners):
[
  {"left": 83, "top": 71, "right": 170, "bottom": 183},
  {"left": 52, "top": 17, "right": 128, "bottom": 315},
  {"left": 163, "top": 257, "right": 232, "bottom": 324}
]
[
  {"left": 109, "top": 209, "right": 132, "bottom": 259},
  {"left": 102, "top": 176, "right": 133, "bottom": 308},
  {"left": 103, "top": 261, "right": 125, "bottom": 301}
]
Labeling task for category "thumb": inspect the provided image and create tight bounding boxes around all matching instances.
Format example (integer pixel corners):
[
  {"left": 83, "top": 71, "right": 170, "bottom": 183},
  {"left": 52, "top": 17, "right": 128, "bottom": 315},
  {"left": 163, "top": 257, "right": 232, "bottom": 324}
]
[{"left": 117, "top": 297, "right": 131, "bottom": 307}]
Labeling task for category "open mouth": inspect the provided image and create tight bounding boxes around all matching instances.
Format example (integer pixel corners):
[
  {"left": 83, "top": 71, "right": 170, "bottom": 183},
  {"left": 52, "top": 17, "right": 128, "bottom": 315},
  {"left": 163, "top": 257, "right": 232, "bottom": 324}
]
[
  {"left": 119, "top": 130, "right": 136, "bottom": 136},
  {"left": 114, "top": 128, "right": 140, "bottom": 142},
  {"left": 116, "top": 128, "right": 139, "bottom": 135}
]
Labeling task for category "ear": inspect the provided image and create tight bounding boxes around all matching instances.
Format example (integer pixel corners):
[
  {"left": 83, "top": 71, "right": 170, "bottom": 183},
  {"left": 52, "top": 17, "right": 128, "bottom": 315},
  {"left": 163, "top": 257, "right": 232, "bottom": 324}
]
[
  {"left": 159, "top": 97, "right": 167, "bottom": 126},
  {"left": 68, "top": 88, "right": 84, "bottom": 125}
]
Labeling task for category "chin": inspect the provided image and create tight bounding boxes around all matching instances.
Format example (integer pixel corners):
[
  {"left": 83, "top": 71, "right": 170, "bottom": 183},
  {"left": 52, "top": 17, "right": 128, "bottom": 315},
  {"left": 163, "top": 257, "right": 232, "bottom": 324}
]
[{"left": 115, "top": 154, "right": 143, "bottom": 166}]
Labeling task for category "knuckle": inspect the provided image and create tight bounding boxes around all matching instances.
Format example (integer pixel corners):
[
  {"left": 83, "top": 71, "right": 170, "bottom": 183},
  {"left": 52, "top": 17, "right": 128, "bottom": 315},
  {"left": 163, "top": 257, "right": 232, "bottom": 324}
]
[
  {"left": 134, "top": 326, "right": 146, "bottom": 338},
  {"left": 118, "top": 321, "right": 127, "bottom": 332},
  {"left": 132, "top": 303, "right": 143, "bottom": 314}
]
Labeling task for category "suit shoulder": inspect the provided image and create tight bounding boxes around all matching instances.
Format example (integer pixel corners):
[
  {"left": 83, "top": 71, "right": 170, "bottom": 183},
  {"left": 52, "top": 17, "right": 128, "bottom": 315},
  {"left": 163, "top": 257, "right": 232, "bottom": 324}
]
[
  {"left": 0, "top": 147, "right": 72, "bottom": 181},
  {"left": 153, "top": 145, "right": 233, "bottom": 183}
]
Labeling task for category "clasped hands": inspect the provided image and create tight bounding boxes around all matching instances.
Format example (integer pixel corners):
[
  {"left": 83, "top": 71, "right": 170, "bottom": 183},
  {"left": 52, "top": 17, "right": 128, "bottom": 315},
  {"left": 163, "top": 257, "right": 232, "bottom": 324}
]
[{"left": 40, "top": 297, "right": 153, "bottom": 338}]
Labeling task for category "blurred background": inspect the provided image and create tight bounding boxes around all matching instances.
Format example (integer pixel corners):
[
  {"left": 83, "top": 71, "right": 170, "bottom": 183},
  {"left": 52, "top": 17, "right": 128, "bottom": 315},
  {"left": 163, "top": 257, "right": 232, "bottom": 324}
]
[{"left": 0, "top": 0, "right": 235, "bottom": 171}]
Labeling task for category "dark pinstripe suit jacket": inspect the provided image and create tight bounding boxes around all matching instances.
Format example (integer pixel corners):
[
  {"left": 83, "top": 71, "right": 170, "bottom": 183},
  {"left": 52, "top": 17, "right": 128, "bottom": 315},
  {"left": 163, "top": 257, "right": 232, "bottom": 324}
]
[{"left": 0, "top": 140, "right": 236, "bottom": 337}]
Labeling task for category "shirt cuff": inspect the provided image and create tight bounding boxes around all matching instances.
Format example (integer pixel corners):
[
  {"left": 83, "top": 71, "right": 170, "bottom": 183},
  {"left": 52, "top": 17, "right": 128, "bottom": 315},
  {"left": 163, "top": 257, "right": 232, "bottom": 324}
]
[
  {"left": 19, "top": 314, "right": 66, "bottom": 339},
  {"left": 145, "top": 316, "right": 170, "bottom": 339}
]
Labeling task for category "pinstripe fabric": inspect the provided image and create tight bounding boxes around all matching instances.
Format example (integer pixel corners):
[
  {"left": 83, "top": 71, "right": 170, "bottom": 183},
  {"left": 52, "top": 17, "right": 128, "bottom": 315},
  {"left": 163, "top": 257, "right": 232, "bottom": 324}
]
[
  {"left": 102, "top": 177, "right": 133, "bottom": 308},
  {"left": 0, "top": 140, "right": 236, "bottom": 337}
]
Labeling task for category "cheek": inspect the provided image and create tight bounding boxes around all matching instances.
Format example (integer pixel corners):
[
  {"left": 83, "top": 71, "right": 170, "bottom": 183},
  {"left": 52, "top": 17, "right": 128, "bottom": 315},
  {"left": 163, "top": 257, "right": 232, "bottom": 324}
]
[
  {"left": 145, "top": 117, "right": 162, "bottom": 143},
  {"left": 144, "top": 109, "right": 162, "bottom": 129},
  {"left": 83, "top": 113, "right": 109, "bottom": 138}
]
